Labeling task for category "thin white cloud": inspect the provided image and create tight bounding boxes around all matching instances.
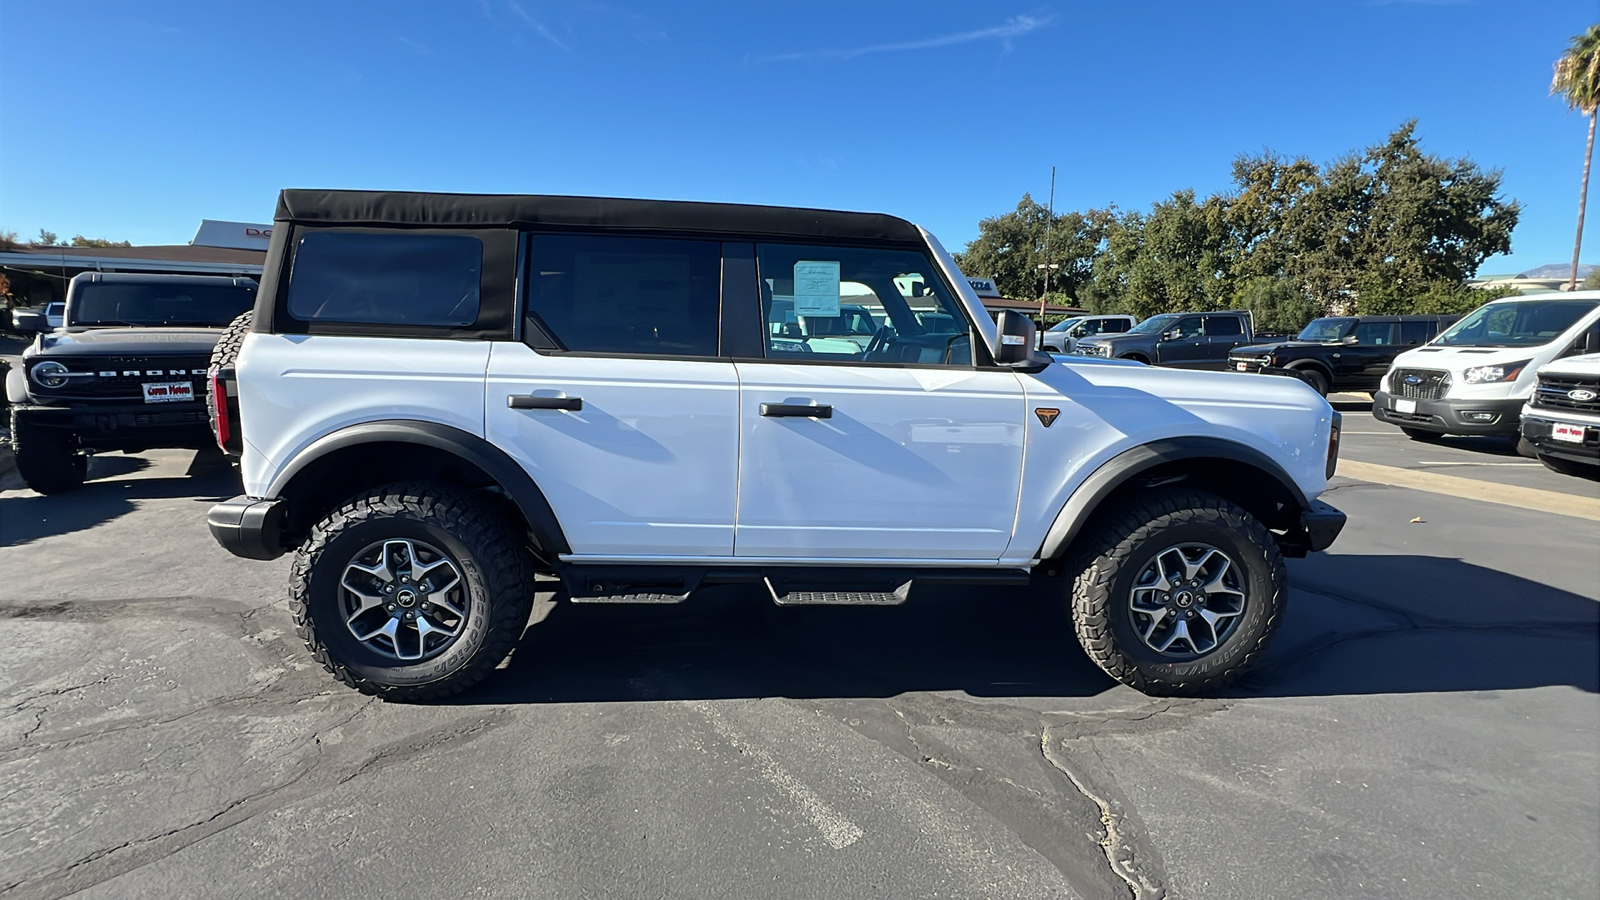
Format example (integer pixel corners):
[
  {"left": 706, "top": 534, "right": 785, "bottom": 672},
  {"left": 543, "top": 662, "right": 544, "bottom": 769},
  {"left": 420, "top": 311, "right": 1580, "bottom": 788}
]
[
  {"left": 482, "top": 0, "right": 575, "bottom": 54},
  {"left": 757, "top": 14, "right": 1054, "bottom": 64},
  {"left": 394, "top": 35, "right": 433, "bottom": 55}
]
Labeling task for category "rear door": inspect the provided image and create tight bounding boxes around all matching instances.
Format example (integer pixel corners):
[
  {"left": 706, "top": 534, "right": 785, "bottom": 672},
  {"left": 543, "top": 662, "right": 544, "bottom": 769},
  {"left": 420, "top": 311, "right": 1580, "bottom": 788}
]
[
  {"left": 732, "top": 242, "right": 1026, "bottom": 561},
  {"left": 1199, "top": 314, "right": 1246, "bottom": 365},
  {"left": 484, "top": 233, "right": 740, "bottom": 559}
]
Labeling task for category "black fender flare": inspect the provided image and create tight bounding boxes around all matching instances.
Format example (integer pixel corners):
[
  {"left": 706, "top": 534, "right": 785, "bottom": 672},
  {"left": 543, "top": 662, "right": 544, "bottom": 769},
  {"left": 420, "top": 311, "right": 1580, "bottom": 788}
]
[
  {"left": 1037, "top": 436, "right": 1310, "bottom": 560},
  {"left": 268, "top": 419, "right": 571, "bottom": 557}
]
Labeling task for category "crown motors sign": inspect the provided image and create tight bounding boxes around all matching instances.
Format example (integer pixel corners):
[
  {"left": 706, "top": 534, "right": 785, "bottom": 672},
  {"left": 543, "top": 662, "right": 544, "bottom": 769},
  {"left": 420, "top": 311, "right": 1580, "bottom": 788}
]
[{"left": 191, "top": 219, "right": 273, "bottom": 251}]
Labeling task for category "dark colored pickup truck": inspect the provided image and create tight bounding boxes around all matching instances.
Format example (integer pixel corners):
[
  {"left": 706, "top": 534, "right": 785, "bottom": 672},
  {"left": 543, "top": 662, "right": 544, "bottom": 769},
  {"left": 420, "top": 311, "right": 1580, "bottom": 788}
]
[
  {"left": 1227, "top": 315, "right": 1459, "bottom": 396},
  {"left": 1073, "top": 310, "right": 1270, "bottom": 369}
]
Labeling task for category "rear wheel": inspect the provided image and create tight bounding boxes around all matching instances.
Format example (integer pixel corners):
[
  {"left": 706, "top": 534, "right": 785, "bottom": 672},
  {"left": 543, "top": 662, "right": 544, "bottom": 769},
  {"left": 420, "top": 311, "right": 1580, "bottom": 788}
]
[
  {"left": 290, "top": 481, "right": 537, "bottom": 701},
  {"left": 1069, "top": 488, "right": 1286, "bottom": 696},
  {"left": 10, "top": 412, "right": 86, "bottom": 494}
]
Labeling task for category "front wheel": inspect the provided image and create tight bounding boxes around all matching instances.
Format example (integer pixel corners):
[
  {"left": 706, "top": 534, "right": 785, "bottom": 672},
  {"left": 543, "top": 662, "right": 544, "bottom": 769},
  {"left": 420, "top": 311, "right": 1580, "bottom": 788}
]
[
  {"left": 10, "top": 413, "right": 86, "bottom": 494},
  {"left": 1069, "top": 488, "right": 1286, "bottom": 696},
  {"left": 289, "top": 482, "right": 537, "bottom": 701},
  {"left": 1294, "top": 367, "right": 1330, "bottom": 396}
]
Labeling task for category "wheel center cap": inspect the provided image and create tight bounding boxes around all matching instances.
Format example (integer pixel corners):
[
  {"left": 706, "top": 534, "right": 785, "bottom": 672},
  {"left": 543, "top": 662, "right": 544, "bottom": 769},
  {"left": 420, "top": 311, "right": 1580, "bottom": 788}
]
[
  {"left": 395, "top": 588, "right": 419, "bottom": 609},
  {"left": 1175, "top": 592, "right": 1193, "bottom": 608}
]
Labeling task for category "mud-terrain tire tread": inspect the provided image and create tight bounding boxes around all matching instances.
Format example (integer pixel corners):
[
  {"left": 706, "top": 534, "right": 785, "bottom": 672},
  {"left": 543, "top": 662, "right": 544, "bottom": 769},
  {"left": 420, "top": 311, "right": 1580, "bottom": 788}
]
[
  {"left": 10, "top": 410, "right": 86, "bottom": 494},
  {"left": 206, "top": 311, "right": 251, "bottom": 449},
  {"left": 289, "top": 481, "right": 536, "bottom": 701},
  {"left": 1069, "top": 487, "right": 1286, "bottom": 696},
  {"left": 1294, "top": 366, "right": 1330, "bottom": 396}
]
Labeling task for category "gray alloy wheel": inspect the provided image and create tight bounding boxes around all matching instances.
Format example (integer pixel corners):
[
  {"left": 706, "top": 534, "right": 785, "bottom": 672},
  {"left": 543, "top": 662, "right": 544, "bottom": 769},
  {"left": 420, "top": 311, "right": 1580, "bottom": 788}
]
[
  {"left": 1127, "top": 543, "right": 1247, "bottom": 658},
  {"left": 339, "top": 537, "right": 469, "bottom": 662}
]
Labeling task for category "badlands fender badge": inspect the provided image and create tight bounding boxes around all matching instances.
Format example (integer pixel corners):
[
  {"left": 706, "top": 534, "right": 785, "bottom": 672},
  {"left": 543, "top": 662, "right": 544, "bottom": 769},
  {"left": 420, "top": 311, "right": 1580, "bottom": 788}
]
[{"left": 1035, "top": 408, "right": 1061, "bottom": 427}]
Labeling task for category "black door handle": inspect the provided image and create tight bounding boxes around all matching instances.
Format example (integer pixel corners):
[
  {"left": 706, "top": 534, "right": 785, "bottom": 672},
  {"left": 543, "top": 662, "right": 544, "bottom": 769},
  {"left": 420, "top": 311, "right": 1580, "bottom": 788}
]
[
  {"left": 508, "top": 394, "right": 583, "bottom": 411},
  {"left": 761, "top": 403, "right": 832, "bottom": 419}
]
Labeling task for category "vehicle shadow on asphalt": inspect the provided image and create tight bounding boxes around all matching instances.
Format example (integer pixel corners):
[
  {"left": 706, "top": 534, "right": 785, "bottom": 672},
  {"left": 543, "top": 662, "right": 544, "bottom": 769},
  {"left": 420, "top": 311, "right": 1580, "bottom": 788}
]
[
  {"left": 454, "top": 555, "right": 1598, "bottom": 705},
  {"left": 0, "top": 452, "right": 238, "bottom": 547}
]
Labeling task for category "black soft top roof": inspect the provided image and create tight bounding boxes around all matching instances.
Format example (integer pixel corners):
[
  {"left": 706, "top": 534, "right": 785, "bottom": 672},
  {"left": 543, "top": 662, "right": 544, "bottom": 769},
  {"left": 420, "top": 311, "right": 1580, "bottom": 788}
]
[{"left": 274, "top": 189, "right": 925, "bottom": 244}]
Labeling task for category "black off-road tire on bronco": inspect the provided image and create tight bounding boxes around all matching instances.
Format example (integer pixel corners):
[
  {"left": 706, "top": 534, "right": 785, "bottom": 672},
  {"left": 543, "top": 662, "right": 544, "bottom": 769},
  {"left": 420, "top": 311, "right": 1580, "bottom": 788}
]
[
  {"left": 289, "top": 481, "right": 537, "bottom": 702},
  {"left": 206, "top": 311, "right": 251, "bottom": 451},
  {"left": 1069, "top": 488, "right": 1287, "bottom": 696},
  {"left": 10, "top": 411, "right": 86, "bottom": 494}
]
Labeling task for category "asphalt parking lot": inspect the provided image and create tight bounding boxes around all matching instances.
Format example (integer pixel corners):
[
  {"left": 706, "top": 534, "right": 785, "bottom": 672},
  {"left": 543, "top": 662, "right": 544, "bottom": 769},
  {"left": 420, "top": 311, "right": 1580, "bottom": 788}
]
[{"left": 1, "top": 394, "right": 1596, "bottom": 899}]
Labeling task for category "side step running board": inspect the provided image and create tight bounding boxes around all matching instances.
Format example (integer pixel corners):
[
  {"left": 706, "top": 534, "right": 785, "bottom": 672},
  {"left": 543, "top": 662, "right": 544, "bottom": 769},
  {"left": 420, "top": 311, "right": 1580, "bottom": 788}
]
[
  {"left": 764, "top": 576, "right": 911, "bottom": 606},
  {"left": 562, "top": 567, "right": 700, "bottom": 604}
]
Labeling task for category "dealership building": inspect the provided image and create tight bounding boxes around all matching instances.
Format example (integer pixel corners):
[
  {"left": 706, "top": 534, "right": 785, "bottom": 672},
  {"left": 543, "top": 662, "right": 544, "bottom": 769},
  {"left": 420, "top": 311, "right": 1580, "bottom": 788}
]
[{"left": 0, "top": 220, "right": 268, "bottom": 310}]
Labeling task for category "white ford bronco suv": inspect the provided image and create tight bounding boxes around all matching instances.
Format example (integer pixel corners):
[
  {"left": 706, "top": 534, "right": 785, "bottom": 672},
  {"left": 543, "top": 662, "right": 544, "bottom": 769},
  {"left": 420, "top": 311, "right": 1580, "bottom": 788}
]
[{"left": 207, "top": 190, "right": 1345, "bottom": 700}]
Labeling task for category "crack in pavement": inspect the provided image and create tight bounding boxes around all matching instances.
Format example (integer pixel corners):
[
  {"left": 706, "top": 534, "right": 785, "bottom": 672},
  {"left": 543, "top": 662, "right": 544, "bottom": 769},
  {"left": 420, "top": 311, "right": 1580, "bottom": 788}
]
[{"left": 2, "top": 703, "right": 512, "bottom": 900}]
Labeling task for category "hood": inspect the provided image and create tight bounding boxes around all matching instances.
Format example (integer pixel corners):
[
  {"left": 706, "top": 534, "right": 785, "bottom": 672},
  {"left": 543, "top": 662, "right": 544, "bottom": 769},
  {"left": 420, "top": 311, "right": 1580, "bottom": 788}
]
[
  {"left": 1388, "top": 342, "right": 1548, "bottom": 373},
  {"left": 33, "top": 327, "right": 223, "bottom": 358},
  {"left": 1536, "top": 352, "right": 1600, "bottom": 378},
  {"left": 1231, "top": 340, "right": 1338, "bottom": 357}
]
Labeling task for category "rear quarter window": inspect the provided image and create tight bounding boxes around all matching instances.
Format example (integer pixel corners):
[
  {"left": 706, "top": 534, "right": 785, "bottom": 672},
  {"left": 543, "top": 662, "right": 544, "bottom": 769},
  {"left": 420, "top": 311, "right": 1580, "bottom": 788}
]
[{"left": 286, "top": 232, "right": 483, "bottom": 326}]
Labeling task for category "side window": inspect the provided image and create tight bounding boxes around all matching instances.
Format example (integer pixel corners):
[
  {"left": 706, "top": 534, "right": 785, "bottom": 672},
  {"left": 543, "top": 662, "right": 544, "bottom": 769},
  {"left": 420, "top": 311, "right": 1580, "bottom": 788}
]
[
  {"left": 524, "top": 234, "right": 720, "bottom": 357},
  {"left": 1353, "top": 322, "right": 1394, "bottom": 345},
  {"left": 1169, "top": 316, "right": 1204, "bottom": 338},
  {"left": 1399, "top": 321, "right": 1432, "bottom": 345},
  {"left": 1103, "top": 317, "right": 1132, "bottom": 334},
  {"left": 286, "top": 232, "right": 482, "bottom": 326},
  {"left": 1203, "top": 315, "right": 1242, "bottom": 336},
  {"left": 756, "top": 243, "right": 973, "bottom": 367}
]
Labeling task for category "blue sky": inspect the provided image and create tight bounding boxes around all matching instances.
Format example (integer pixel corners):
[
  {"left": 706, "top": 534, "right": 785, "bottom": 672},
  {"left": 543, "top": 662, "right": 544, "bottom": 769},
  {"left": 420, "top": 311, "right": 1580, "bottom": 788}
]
[{"left": 1, "top": 0, "right": 1596, "bottom": 274}]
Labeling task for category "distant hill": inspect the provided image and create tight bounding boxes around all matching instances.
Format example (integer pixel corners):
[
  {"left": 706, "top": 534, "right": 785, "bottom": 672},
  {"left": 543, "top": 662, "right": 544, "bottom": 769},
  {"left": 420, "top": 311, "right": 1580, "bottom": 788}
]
[{"left": 1519, "top": 263, "right": 1595, "bottom": 278}]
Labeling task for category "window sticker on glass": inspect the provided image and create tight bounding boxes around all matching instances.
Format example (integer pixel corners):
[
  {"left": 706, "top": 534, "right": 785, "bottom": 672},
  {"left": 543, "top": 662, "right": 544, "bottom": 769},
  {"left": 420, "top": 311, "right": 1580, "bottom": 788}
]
[{"left": 793, "top": 260, "right": 841, "bottom": 317}]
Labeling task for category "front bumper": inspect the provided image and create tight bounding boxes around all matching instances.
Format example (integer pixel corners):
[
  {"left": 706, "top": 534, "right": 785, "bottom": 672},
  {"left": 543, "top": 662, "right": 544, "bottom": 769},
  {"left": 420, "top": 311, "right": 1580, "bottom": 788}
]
[
  {"left": 1279, "top": 499, "right": 1346, "bottom": 557},
  {"left": 1520, "top": 413, "right": 1600, "bottom": 466},
  {"left": 208, "top": 495, "right": 289, "bottom": 561},
  {"left": 1372, "top": 391, "right": 1525, "bottom": 436},
  {"left": 11, "top": 401, "right": 212, "bottom": 450}
]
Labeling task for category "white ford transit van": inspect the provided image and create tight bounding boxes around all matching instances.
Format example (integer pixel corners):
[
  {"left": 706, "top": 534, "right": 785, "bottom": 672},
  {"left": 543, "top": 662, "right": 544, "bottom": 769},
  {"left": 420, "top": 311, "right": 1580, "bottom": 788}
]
[{"left": 1374, "top": 292, "right": 1600, "bottom": 444}]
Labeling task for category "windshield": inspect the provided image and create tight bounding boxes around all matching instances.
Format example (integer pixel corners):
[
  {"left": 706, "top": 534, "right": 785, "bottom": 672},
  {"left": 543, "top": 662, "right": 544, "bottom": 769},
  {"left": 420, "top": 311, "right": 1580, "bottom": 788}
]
[
  {"left": 1126, "top": 314, "right": 1180, "bottom": 335},
  {"left": 70, "top": 282, "right": 256, "bottom": 327},
  {"left": 1297, "top": 317, "right": 1355, "bottom": 342},
  {"left": 1048, "top": 317, "right": 1084, "bottom": 333},
  {"left": 1433, "top": 298, "right": 1598, "bottom": 348}
]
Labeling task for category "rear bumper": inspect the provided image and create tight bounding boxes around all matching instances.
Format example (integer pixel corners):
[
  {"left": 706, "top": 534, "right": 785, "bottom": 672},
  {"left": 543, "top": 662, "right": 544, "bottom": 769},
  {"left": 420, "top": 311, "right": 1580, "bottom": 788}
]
[
  {"left": 1372, "top": 391, "right": 1524, "bottom": 436},
  {"left": 1520, "top": 413, "right": 1600, "bottom": 465},
  {"left": 207, "top": 495, "right": 289, "bottom": 560},
  {"left": 11, "top": 401, "right": 212, "bottom": 449},
  {"left": 1278, "top": 499, "right": 1346, "bottom": 557}
]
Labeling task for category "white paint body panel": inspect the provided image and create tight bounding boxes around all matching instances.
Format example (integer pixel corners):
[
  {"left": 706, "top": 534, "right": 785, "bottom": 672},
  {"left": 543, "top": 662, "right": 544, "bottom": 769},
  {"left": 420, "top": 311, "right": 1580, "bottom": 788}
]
[
  {"left": 1005, "top": 361, "right": 1334, "bottom": 564},
  {"left": 733, "top": 362, "right": 1025, "bottom": 559},
  {"left": 238, "top": 334, "right": 490, "bottom": 497},
  {"left": 485, "top": 344, "right": 740, "bottom": 557}
]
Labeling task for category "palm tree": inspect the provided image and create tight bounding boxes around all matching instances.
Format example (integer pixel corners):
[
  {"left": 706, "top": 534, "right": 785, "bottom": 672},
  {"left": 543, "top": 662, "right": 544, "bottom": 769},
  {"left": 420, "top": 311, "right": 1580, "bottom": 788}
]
[{"left": 1552, "top": 24, "right": 1600, "bottom": 290}]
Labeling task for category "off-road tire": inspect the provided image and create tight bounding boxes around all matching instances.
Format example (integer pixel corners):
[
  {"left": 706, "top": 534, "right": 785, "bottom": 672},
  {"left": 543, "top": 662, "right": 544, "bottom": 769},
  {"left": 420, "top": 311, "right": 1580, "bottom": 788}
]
[
  {"left": 1537, "top": 453, "right": 1599, "bottom": 479},
  {"left": 206, "top": 311, "right": 251, "bottom": 451},
  {"left": 10, "top": 411, "right": 86, "bottom": 494},
  {"left": 1069, "top": 488, "right": 1287, "bottom": 696},
  {"left": 1512, "top": 435, "right": 1538, "bottom": 459},
  {"left": 1400, "top": 427, "right": 1441, "bottom": 442},
  {"left": 1293, "top": 366, "right": 1330, "bottom": 396},
  {"left": 289, "top": 481, "right": 537, "bottom": 701}
]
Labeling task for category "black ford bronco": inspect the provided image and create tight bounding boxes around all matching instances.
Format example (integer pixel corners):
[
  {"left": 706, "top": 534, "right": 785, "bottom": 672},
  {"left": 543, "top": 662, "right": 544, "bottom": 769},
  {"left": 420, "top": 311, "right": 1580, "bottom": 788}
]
[
  {"left": 1228, "top": 315, "right": 1459, "bottom": 396},
  {"left": 5, "top": 272, "right": 257, "bottom": 493}
]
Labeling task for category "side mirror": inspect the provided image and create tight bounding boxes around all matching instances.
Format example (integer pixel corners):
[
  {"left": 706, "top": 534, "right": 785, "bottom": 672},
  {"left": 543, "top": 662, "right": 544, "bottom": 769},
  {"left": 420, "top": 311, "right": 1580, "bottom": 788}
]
[
  {"left": 1160, "top": 329, "right": 1179, "bottom": 342},
  {"left": 995, "top": 310, "right": 1038, "bottom": 365},
  {"left": 1342, "top": 334, "right": 1359, "bottom": 345}
]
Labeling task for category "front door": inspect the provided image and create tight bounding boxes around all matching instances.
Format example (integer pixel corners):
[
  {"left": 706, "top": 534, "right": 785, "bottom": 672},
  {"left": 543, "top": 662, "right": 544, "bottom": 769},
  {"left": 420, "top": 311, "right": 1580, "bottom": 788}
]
[
  {"left": 733, "top": 242, "right": 1027, "bottom": 561},
  {"left": 485, "top": 233, "right": 739, "bottom": 559},
  {"left": 1154, "top": 315, "right": 1208, "bottom": 367}
]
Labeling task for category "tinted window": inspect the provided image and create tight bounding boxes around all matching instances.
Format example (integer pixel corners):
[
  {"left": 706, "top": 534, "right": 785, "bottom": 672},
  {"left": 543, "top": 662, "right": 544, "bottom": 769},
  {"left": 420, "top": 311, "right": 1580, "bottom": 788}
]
[
  {"left": 526, "top": 234, "right": 720, "bottom": 356},
  {"left": 71, "top": 282, "right": 255, "bottom": 327},
  {"left": 287, "top": 232, "right": 482, "bottom": 326},
  {"left": 1203, "top": 315, "right": 1242, "bottom": 336},
  {"left": 1436, "top": 299, "right": 1598, "bottom": 347},
  {"left": 1399, "top": 320, "right": 1433, "bottom": 345},
  {"left": 1353, "top": 322, "right": 1394, "bottom": 345},
  {"left": 757, "top": 244, "right": 972, "bottom": 366},
  {"left": 1100, "top": 317, "right": 1132, "bottom": 334}
]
